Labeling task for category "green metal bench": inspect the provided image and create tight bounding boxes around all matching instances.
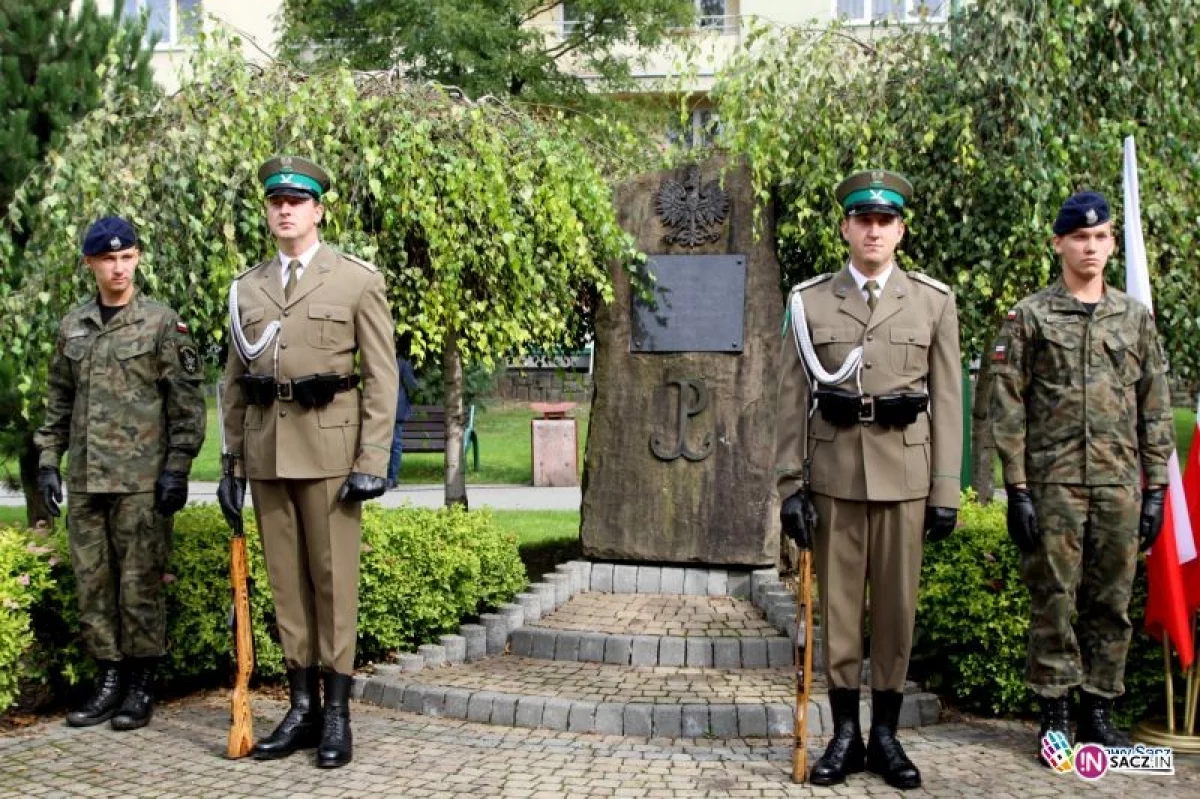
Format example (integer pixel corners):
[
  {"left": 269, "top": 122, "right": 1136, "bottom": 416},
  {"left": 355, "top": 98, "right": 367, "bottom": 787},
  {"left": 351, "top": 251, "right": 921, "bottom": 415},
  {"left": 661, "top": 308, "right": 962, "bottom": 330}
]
[{"left": 402, "top": 404, "right": 480, "bottom": 471}]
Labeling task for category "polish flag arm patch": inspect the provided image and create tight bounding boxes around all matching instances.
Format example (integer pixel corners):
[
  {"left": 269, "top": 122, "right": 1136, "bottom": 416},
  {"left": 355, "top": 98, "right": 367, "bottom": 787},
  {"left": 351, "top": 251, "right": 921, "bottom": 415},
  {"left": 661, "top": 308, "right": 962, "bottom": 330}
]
[{"left": 176, "top": 321, "right": 190, "bottom": 333}]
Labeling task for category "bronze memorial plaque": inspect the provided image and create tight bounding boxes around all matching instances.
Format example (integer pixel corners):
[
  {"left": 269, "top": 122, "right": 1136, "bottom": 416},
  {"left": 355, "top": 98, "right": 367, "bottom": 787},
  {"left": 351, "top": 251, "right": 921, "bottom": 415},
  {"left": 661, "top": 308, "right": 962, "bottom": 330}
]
[{"left": 630, "top": 255, "right": 746, "bottom": 353}]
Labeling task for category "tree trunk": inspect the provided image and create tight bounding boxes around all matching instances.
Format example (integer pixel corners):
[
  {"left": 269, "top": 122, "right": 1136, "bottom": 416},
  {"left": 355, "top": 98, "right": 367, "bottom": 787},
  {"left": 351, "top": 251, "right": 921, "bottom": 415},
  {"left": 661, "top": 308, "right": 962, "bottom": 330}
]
[
  {"left": 442, "top": 329, "right": 468, "bottom": 508},
  {"left": 970, "top": 344, "right": 997, "bottom": 505},
  {"left": 19, "top": 429, "right": 52, "bottom": 529}
]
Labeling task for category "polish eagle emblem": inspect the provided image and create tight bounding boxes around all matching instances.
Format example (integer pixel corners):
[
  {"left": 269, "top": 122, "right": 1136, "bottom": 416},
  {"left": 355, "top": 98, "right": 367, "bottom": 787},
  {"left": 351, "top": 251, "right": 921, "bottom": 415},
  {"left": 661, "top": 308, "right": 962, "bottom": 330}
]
[{"left": 655, "top": 166, "right": 729, "bottom": 248}]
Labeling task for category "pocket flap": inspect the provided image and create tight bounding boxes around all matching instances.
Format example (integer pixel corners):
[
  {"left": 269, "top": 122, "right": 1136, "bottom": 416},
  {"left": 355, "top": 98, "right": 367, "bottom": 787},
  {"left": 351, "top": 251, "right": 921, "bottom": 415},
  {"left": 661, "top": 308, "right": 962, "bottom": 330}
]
[
  {"left": 813, "top": 327, "right": 858, "bottom": 344},
  {"left": 903, "top": 415, "right": 931, "bottom": 445},
  {"left": 317, "top": 393, "right": 360, "bottom": 428},
  {"left": 1104, "top": 334, "right": 1133, "bottom": 353},
  {"left": 115, "top": 339, "right": 154, "bottom": 360},
  {"left": 309, "top": 304, "right": 351, "bottom": 322},
  {"left": 890, "top": 327, "right": 931, "bottom": 346},
  {"left": 808, "top": 416, "right": 838, "bottom": 441},
  {"left": 1042, "top": 324, "right": 1079, "bottom": 348}
]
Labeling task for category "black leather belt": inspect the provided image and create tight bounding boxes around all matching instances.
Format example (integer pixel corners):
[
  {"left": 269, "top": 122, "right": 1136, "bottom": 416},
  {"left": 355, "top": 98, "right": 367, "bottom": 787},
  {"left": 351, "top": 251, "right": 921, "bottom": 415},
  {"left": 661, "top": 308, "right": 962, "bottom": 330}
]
[
  {"left": 241, "top": 373, "right": 360, "bottom": 409},
  {"left": 814, "top": 389, "right": 927, "bottom": 430}
]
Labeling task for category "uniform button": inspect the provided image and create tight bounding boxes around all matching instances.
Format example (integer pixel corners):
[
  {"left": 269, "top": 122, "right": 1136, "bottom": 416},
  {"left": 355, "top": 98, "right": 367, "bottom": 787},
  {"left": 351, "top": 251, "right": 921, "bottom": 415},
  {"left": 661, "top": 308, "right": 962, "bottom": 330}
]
[
  {"left": 866, "top": 335, "right": 874, "bottom": 342},
  {"left": 865, "top": 362, "right": 873, "bottom": 369},
  {"left": 325, "top": 312, "right": 332, "bottom": 319},
  {"left": 280, "top": 342, "right": 288, "bottom": 349},
  {"left": 279, "top": 410, "right": 288, "bottom": 418},
  {"left": 283, "top": 310, "right": 290, "bottom": 317}
]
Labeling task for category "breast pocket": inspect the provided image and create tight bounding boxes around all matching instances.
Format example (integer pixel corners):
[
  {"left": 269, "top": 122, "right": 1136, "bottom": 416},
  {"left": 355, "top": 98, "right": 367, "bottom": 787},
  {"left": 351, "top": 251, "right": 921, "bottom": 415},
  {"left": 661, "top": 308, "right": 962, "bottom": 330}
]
[
  {"left": 1034, "top": 323, "right": 1082, "bottom": 379},
  {"left": 1104, "top": 335, "right": 1142, "bottom": 385},
  {"left": 889, "top": 326, "right": 931, "bottom": 376},
  {"left": 114, "top": 337, "right": 158, "bottom": 392},
  {"left": 239, "top": 307, "right": 267, "bottom": 342},
  {"left": 63, "top": 337, "right": 90, "bottom": 379},
  {"left": 811, "top": 327, "right": 859, "bottom": 371},
  {"left": 306, "top": 304, "right": 353, "bottom": 350}
]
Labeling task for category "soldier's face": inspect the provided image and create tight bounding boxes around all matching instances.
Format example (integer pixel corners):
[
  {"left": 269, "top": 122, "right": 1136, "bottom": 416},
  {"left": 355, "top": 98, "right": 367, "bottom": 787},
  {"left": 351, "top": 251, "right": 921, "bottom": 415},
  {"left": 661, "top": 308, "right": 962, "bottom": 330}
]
[
  {"left": 1054, "top": 222, "right": 1115, "bottom": 282},
  {"left": 267, "top": 195, "right": 323, "bottom": 249},
  {"left": 841, "top": 213, "right": 905, "bottom": 272},
  {"left": 85, "top": 248, "right": 139, "bottom": 303}
]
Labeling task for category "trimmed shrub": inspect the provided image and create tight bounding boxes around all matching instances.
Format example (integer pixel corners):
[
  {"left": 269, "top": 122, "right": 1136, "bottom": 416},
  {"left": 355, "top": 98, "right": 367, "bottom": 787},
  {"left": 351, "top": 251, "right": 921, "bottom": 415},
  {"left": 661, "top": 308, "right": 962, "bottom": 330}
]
[{"left": 0, "top": 526, "right": 55, "bottom": 711}]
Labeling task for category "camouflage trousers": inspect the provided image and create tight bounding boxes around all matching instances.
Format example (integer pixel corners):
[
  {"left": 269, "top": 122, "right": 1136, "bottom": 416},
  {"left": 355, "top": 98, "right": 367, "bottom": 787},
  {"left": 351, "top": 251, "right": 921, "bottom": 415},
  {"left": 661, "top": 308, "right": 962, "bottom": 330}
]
[
  {"left": 1022, "top": 483, "right": 1139, "bottom": 699},
  {"left": 68, "top": 492, "right": 172, "bottom": 660}
]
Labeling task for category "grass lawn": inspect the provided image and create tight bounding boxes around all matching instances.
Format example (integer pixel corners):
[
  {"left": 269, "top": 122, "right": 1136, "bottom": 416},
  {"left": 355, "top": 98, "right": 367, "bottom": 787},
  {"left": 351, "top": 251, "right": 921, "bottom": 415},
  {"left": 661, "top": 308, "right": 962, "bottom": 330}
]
[
  {"left": 0, "top": 506, "right": 25, "bottom": 527},
  {"left": 492, "top": 509, "right": 582, "bottom": 580}
]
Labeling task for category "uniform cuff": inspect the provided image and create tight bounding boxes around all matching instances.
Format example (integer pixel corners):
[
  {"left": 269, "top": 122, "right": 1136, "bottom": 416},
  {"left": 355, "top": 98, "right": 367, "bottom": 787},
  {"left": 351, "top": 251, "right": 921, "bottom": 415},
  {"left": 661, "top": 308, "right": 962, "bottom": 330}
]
[
  {"left": 1143, "top": 465, "right": 1169, "bottom": 487},
  {"left": 1002, "top": 463, "right": 1026, "bottom": 487},
  {"left": 38, "top": 451, "right": 61, "bottom": 471},
  {"left": 165, "top": 450, "right": 194, "bottom": 474},
  {"left": 929, "top": 477, "right": 962, "bottom": 509}
]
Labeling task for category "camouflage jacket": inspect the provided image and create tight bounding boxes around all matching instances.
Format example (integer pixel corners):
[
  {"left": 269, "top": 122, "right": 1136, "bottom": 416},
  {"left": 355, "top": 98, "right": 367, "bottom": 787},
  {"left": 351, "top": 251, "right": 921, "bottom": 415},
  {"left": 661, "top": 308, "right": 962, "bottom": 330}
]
[
  {"left": 35, "top": 291, "right": 207, "bottom": 493},
  {"left": 989, "top": 279, "right": 1174, "bottom": 487}
]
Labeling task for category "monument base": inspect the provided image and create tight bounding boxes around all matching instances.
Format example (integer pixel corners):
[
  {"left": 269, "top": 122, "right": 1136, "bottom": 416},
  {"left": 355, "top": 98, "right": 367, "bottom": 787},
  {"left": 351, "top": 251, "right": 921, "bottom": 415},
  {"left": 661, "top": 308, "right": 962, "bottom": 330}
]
[{"left": 1131, "top": 719, "right": 1200, "bottom": 753}]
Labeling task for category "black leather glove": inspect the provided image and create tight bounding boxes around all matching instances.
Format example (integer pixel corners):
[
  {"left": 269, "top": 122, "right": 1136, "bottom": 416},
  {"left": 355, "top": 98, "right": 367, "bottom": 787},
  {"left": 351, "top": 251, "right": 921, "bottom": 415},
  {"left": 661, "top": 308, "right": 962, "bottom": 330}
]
[
  {"left": 154, "top": 470, "right": 189, "bottom": 516},
  {"left": 337, "top": 472, "right": 388, "bottom": 503},
  {"left": 38, "top": 466, "right": 63, "bottom": 518},
  {"left": 1006, "top": 486, "right": 1040, "bottom": 553},
  {"left": 217, "top": 474, "right": 246, "bottom": 535},
  {"left": 1139, "top": 487, "right": 1167, "bottom": 552},
  {"left": 924, "top": 506, "right": 957, "bottom": 544},
  {"left": 780, "top": 489, "right": 819, "bottom": 551}
]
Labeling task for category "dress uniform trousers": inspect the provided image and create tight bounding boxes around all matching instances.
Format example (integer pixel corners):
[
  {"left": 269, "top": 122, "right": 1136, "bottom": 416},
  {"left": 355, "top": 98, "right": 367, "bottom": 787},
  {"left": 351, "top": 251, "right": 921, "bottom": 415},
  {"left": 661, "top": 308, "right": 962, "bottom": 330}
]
[
  {"left": 251, "top": 477, "right": 363, "bottom": 674},
  {"left": 813, "top": 494, "right": 926, "bottom": 692}
]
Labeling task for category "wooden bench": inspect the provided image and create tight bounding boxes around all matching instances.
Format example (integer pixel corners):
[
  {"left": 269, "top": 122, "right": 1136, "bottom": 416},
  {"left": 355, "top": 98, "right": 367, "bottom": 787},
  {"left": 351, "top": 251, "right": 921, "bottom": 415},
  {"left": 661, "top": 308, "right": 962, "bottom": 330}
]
[{"left": 402, "top": 405, "right": 480, "bottom": 471}]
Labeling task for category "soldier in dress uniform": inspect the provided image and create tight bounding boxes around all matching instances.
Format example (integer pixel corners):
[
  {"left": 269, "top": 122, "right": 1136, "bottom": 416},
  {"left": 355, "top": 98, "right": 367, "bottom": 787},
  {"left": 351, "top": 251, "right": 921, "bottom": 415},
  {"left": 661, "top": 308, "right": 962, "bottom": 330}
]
[
  {"left": 774, "top": 170, "right": 962, "bottom": 790},
  {"left": 217, "top": 156, "right": 398, "bottom": 768},
  {"left": 990, "top": 191, "right": 1174, "bottom": 765},
  {"left": 36, "top": 215, "right": 206, "bottom": 730}
]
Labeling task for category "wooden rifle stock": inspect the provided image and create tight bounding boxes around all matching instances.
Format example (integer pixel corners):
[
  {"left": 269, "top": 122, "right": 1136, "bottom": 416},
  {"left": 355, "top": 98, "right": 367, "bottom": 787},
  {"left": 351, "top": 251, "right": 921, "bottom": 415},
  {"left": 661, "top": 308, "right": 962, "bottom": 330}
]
[
  {"left": 792, "top": 549, "right": 815, "bottom": 783},
  {"left": 226, "top": 532, "right": 254, "bottom": 758}
]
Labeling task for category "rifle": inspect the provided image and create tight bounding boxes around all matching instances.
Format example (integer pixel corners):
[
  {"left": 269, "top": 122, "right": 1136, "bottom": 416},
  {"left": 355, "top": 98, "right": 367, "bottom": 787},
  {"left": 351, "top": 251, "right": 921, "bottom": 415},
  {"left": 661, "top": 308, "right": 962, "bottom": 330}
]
[
  {"left": 218, "top": 381, "right": 254, "bottom": 758},
  {"left": 792, "top": 548, "right": 815, "bottom": 783}
]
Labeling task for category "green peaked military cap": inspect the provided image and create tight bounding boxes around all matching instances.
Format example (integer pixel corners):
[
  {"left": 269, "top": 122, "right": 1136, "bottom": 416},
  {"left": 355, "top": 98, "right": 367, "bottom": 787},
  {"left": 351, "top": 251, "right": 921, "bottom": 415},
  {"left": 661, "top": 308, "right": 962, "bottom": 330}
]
[
  {"left": 835, "top": 169, "right": 913, "bottom": 216},
  {"left": 257, "top": 155, "right": 331, "bottom": 200}
]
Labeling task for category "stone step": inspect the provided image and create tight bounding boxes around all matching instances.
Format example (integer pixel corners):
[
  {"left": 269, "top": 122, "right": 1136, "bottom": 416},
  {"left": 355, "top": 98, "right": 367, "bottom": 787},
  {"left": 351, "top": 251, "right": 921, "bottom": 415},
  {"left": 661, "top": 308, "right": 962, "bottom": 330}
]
[{"left": 354, "top": 656, "right": 939, "bottom": 738}]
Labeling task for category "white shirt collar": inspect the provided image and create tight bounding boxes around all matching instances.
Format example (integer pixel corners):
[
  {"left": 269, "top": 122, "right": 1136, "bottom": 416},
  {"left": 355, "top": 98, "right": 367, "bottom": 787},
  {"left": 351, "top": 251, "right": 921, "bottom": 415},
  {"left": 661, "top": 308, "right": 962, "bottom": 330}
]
[
  {"left": 847, "top": 261, "right": 894, "bottom": 294},
  {"left": 279, "top": 240, "right": 321, "bottom": 284}
]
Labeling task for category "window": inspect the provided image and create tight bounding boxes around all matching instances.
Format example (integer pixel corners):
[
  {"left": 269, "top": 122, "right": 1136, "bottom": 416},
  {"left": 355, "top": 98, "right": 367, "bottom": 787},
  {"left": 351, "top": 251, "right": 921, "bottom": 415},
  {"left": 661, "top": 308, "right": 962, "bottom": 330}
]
[
  {"left": 562, "top": 1, "right": 732, "bottom": 36},
  {"left": 123, "top": 0, "right": 202, "bottom": 47},
  {"left": 667, "top": 108, "right": 722, "bottom": 150},
  {"left": 834, "top": 0, "right": 947, "bottom": 23}
]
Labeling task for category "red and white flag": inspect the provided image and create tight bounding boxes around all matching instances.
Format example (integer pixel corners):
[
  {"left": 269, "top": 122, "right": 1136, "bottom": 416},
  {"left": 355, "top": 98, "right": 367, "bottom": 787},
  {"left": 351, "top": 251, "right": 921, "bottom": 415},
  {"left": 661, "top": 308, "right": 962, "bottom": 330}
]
[{"left": 1124, "top": 136, "right": 1198, "bottom": 669}]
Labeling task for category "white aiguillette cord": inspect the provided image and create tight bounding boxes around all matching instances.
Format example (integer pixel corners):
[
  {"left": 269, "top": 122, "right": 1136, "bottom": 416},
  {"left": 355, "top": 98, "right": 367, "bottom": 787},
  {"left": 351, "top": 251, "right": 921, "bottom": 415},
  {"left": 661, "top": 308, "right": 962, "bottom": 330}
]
[
  {"left": 228, "top": 279, "right": 281, "bottom": 376},
  {"left": 789, "top": 289, "right": 864, "bottom": 396}
]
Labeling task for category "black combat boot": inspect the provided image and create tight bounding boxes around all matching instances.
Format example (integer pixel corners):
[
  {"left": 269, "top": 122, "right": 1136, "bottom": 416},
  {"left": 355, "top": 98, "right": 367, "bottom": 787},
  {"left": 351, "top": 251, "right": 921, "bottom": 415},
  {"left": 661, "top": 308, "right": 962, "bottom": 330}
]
[
  {"left": 1076, "top": 691, "right": 1132, "bottom": 747},
  {"left": 65, "top": 660, "right": 124, "bottom": 727},
  {"left": 1036, "top": 695, "right": 1071, "bottom": 767},
  {"left": 809, "top": 687, "right": 866, "bottom": 785},
  {"left": 865, "top": 690, "right": 921, "bottom": 790},
  {"left": 316, "top": 671, "right": 353, "bottom": 769},
  {"left": 110, "top": 658, "right": 158, "bottom": 731},
  {"left": 253, "top": 667, "right": 323, "bottom": 760}
]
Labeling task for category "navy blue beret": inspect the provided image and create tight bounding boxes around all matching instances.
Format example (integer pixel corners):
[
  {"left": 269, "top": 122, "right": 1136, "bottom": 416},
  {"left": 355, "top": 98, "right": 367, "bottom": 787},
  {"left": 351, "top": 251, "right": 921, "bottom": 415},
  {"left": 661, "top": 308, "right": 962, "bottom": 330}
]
[
  {"left": 82, "top": 216, "right": 138, "bottom": 256},
  {"left": 1053, "top": 191, "right": 1110, "bottom": 235}
]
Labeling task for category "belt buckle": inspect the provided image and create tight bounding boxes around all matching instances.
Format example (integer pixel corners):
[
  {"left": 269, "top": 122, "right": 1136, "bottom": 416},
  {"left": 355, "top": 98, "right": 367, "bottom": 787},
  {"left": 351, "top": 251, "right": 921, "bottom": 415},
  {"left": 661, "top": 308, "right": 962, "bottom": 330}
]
[
  {"left": 859, "top": 395, "right": 875, "bottom": 424},
  {"left": 276, "top": 381, "right": 292, "bottom": 401}
]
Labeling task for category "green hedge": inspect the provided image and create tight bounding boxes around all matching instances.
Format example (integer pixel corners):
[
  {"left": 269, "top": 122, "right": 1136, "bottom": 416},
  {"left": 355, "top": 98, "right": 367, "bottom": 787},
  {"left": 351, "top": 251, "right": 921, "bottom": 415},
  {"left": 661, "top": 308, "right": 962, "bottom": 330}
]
[
  {"left": 0, "top": 503, "right": 526, "bottom": 714},
  {"left": 914, "top": 491, "right": 1181, "bottom": 724}
]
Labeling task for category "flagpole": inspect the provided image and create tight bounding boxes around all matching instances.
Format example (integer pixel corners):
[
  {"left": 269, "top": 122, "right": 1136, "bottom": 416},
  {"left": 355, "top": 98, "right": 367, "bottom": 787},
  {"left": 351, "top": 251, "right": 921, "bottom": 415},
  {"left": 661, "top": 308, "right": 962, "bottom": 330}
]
[{"left": 1164, "top": 641, "right": 1176, "bottom": 732}]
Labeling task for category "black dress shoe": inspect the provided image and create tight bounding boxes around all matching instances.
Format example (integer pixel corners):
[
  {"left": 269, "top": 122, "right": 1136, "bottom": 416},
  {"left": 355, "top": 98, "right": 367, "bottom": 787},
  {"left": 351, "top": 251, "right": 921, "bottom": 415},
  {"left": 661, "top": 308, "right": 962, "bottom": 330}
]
[
  {"left": 66, "top": 661, "right": 124, "bottom": 727},
  {"left": 253, "top": 667, "right": 322, "bottom": 760},
  {"left": 110, "top": 658, "right": 158, "bottom": 731},
  {"left": 1076, "top": 690, "right": 1131, "bottom": 747},
  {"left": 316, "top": 671, "right": 353, "bottom": 769},
  {"left": 865, "top": 690, "right": 921, "bottom": 790},
  {"left": 809, "top": 687, "right": 866, "bottom": 786},
  {"left": 1036, "top": 695, "right": 1071, "bottom": 767}
]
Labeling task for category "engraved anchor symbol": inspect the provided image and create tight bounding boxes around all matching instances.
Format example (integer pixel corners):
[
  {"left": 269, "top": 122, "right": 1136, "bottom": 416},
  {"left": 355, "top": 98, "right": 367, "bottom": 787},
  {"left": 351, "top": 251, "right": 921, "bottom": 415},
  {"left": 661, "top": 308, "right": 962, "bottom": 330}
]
[{"left": 650, "top": 378, "right": 714, "bottom": 462}]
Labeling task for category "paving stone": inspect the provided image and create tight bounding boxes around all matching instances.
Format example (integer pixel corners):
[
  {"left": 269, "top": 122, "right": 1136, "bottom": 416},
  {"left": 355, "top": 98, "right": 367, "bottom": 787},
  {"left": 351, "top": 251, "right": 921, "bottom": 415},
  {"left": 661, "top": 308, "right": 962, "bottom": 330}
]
[
  {"left": 712, "top": 637, "right": 741, "bottom": 669},
  {"left": 373, "top": 663, "right": 404, "bottom": 678},
  {"left": 681, "top": 704, "right": 710, "bottom": 738},
  {"left": 479, "top": 613, "right": 509, "bottom": 655},
  {"left": 659, "top": 567, "right": 685, "bottom": 594},
  {"left": 765, "top": 702, "right": 794, "bottom": 737},
  {"left": 741, "top": 638, "right": 768, "bottom": 669},
  {"left": 659, "top": 637, "right": 686, "bottom": 667},
  {"left": 514, "top": 592, "right": 542, "bottom": 622},
  {"left": 577, "top": 632, "right": 606, "bottom": 662},
  {"left": 554, "top": 631, "right": 581, "bottom": 662},
  {"left": 630, "top": 635, "right": 659, "bottom": 667},
  {"left": 544, "top": 573, "right": 572, "bottom": 606},
  {"left": 420, "top": 687, "right": 447, "bottom": 717},
  {"left": 651, "top": 704, "right": 683, "bottom": 738},
  {"left": 442, "top": 687, "right": 471, "bottom": 719},
  {"left": 418, "top": 644, "right": 447, "bottom": 667},
  {"left": 612, "top": 564, "right": 638, "bottom": 593},
  {"left": 567, "top": 700, "right": 597, "bottom": 734},
  {"left": 362, "top": 676, "right": 385, "bottom": 704},
  {"left": 530, "top": 629, "right": 558, "bottom": 660},
  {"left": 727, "top": 570, "right": 751, "bottom": 599},
  {"left": 402, "top": 684, "right": 426, "bottom": 713},
  {"left": 530, "top": 582, "right": 557, "bottom": 614},
  {"left": 706, "top": 569, "right": 728, "bottom": 596},
  {"left": 351, "top": 675, "right": 368, "bottom": 700},
  {"left": 460, "top": 624, "right": 487, "bottom": 662},
  {"left": 709, "top": 704, "right": 739, "bottom": 738},
  {"left": 541, "top": 697, "right": 572, "bottom": 731},
  {"left": 514, "top": 696, "right": 546, "bottom": 728},
  {"left": 737, "top": 704, "right": 768, "bottom": 738},
  {"left": 510, "top": 628, "right": 535, "bottom": 658},
  {"left": 381, "top": 680, "right": 406, "bottom": 709},
  {"left": 398, "top": 653, "right": 425, "bottom": 673},
  {"left": 767, "top": 637, "right": 793, "bottom": 668},
  {"left": 685, "top": 637, "right": 713, "bottom": 667},
  {"left": 594, "top": 702, "right": 625, "bottom": 735},
  {"left": 682, "top": 568, "right": 707, "bottom": 596},
  {"left": 807, "top": 698, "right": 825, "bottom": 735},
  {"left": 438, "top": 634, "right": 467, "bottom": 664},
  {"left": 750, "top": 568, "right": 778, "bottom": 605},
  {"left": 623, "top": 703, "right": 653, "bottom": 737},
  {"left": 566, "top": 560, "right": 592, "bottom": 594},
  {"left": 604, "top": 635, "right": 632, "bottom": 665},
  {"left": 590, "top": 562, "right": 614, "bottom": 592},
  {"left": 555, "top": 564, "right": 578, "bottom": 596},
  {"left": 498, "top": 602, "right": 526, "bottom": 632},
  {"left": 918, "top": 693, "right": 941, "bottom": 726},
  {"left": 529, "top": 592, "right": 778, "bottom": 637},
  {"left": 465, "top": 691, "right": 495, "bottom": 723},
  {"left": 635, "top": 566, "right": 661, "bottom": 593},
  {"left": 491, "top": 694, "right": 518, "bottom": 726}
]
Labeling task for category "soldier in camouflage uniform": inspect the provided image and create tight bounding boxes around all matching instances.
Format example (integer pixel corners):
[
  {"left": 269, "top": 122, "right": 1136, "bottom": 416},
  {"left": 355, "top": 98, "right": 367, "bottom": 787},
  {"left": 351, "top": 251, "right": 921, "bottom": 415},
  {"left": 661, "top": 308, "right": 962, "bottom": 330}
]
[
  {"left": 990, "top": 191, "right": 1174, "bottom": 764},
  {"left": 34, "top": 216, "right": 206, "bottom": 731}
]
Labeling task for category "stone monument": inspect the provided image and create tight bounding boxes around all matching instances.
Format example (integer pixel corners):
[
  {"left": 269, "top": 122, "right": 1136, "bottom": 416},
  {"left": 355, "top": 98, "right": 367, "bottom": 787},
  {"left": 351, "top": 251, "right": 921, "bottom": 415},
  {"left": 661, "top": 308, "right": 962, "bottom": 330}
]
[{"left": 580, "top": 159, "right": 783, "bottom": 565}]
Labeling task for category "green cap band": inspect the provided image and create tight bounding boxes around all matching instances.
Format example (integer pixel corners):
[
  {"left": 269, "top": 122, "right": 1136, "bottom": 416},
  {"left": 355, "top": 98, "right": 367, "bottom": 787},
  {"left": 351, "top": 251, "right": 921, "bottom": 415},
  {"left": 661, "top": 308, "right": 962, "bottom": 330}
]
[
  {"left": 264, "top": 172, "right": 323, "bottom": 197},
  {"left": 841, "top": 188, "right": 906, "bottom": 210}
]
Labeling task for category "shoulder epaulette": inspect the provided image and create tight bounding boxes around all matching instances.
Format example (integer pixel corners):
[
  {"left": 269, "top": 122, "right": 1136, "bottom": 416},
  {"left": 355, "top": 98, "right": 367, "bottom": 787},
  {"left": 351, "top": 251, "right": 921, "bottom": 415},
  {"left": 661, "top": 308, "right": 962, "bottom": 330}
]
[
  {"left": 910, "top": 272, "right": 950, "bottom": 294},
  {"left": 794, "top": 273, "right": 834, "bottom": 292},
  {"left": 342, "top": 252, "right": 378, "bottom": 272},
  {"left": 234, "top": 260, "right": 269, "bottom": 281}
]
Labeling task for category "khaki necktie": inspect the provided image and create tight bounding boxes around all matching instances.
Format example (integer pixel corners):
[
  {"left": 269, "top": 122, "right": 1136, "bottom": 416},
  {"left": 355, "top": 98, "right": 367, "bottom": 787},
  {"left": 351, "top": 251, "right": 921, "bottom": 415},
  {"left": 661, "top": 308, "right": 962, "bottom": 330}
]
[
  {"left": 864, "top": 279, "right": 879, "bottom": 313},
  {"left": 284, "top": 259, "right": 300, "bottom": 301}
]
